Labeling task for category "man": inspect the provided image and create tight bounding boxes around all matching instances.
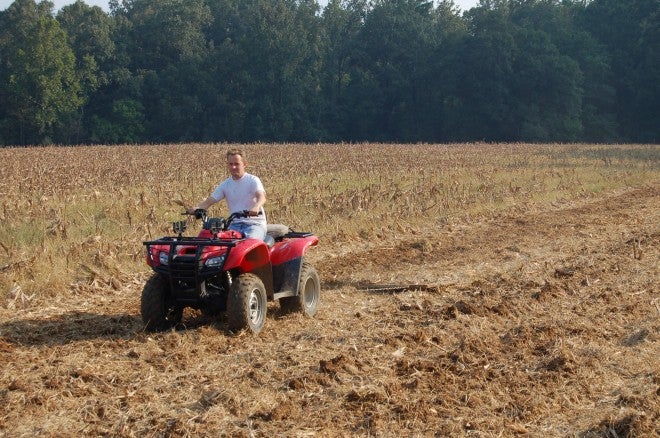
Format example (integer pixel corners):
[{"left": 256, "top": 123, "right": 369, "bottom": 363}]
[{"left": 186, "top": 148, "right": 267, "bottom": 240}]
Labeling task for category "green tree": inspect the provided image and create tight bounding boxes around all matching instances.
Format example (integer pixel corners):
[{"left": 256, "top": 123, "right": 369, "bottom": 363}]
[
  {"left": 425, "top": 0, "right": 468, "bottom": 141},
  {"left": 582, "top": 0, "right": 659, "bottom": 142},
  {"left": 57, "top": 0, "right": 118, "bottom": 143},
  {"left": 0, "top": 0, "right": 83, "bottom": 145},
  {"left": 58, "top": 0, "right": 116, "bottom": 88},
  {"left": 115, "top": 0, "right": 212, "bottom": 71},
  {"left": 110, "top": 0, "right": 213, "bottom": 141},
  {"left": 90, "top": 98, "right": 144, "bottom": 143},
  {"left": 345, "top": 0, "right": 439, "bottom": 141},
  {"left": 630, "top": 1, "right": 659, "bottom": 142},
  {"left": 206, "top": 0, "right": 322, "bottom": 142},
  {"left": 444, "top": 4, "right": 517, "bottom": 141},
  {"left": 318, "top": 0, "right": 369, "bottom": 140},
  {"left": 510, "top": 26, "right": 583, "bottom": 141},
  {"left": 508, "top": 0, "right": 616, "bottom": 141},
  {"left": 444, "top": 0, "right": 589, "bottom": 142}
]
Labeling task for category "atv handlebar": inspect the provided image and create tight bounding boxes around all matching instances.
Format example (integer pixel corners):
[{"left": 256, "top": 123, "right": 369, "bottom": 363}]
[
  {"left": 227, "top": 210, "right": 263, "bottom": 221},
  {"left": 184, "top": 209, "right": 262, "bottom": 219},
  {"left": 182, "top": 209, "right": 262, "bottom": 231}
]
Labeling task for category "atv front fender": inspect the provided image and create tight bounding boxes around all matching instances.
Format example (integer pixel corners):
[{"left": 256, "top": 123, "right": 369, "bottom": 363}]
[{"left": 224, "top": 239, "right": 274, "bottom": 297}]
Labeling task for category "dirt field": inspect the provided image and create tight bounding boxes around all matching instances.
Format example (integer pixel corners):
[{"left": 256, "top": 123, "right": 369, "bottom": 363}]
[{"left": 1, "top": 180, "right": 658, "bottom": 435}]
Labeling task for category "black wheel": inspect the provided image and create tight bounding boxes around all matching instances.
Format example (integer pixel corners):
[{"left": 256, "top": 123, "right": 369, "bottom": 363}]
[
  {"left": 280, "top": 261, "right": 320, "bottom": 317},
  {"left": 141, "top": 273, "right": 182, "bottom": 331},
  {"left": 227, "top": 273, "right": 267, "bottom": 334}
]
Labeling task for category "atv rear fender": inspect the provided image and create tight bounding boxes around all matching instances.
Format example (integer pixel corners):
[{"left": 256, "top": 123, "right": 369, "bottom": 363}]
[
  {"left": 270, "top": 235, "right": 319, "bottom": 300},
  {"left": 269, "top": 235, "right": 319, "bottom": 266}
]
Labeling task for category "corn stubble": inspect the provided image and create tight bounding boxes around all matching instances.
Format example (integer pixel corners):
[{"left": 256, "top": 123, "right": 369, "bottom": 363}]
[{"left": 0, "top": 143, "right": 657, "bottom": 436}]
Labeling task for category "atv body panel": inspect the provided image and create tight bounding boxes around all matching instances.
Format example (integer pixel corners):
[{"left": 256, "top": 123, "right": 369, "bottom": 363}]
[
  {"left": 142, "top": 212, "right": 318, "bottom": 332},
  {"left": 269, "top": 234, "right": 319, "bottom": 299}
]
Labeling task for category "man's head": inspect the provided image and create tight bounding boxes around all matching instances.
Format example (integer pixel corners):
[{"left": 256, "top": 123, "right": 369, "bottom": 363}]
[{"left": 226, "top": 148, "right": 247, "bottom": 180}]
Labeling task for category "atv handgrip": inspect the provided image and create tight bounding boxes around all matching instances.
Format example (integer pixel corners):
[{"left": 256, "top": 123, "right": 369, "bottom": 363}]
[{"left": 181, "top": 208, "right": 208, "bottom": 220}]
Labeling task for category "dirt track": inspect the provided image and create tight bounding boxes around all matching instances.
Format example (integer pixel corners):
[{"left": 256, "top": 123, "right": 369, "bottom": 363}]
[{"left": 1, "top": 185, "right": 658, "bottom": 436}]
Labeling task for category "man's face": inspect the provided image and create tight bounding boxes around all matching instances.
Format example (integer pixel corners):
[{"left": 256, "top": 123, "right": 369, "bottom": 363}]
[{"left": 227, "top": 154, "right": 246, "bottom": 179}]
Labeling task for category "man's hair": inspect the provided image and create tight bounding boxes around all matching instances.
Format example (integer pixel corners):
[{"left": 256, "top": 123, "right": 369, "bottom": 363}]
[{"left": 226, "top": 148, "right": 246, "bottom": 161}]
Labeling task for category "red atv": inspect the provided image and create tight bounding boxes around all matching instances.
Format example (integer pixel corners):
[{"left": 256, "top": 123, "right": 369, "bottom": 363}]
[{"left": 142, "top": 209, "right": 320, "bottom": 333}]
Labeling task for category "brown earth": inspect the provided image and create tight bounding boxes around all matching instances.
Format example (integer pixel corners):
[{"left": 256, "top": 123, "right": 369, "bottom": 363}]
[{"left": 1, "top": 185, "right": 658, "bottom": 437}]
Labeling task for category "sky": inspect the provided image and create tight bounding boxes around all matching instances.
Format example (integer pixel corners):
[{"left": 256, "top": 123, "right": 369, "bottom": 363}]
[{"left": 0, "top": 0, "right": 481, "bottom": 13}]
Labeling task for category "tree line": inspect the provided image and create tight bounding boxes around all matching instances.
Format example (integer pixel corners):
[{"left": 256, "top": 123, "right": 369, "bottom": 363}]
[{"left": 0, "top": 0, "right": 658, "bottom": 146}]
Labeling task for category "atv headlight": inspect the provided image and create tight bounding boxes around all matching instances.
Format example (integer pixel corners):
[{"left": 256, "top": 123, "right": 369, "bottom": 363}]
[
  {"left": 205, "top": 255, "right": 226, "bottom": 268},
  {"left": 159, "top": 252, "right": 169, "bottom": 265}
]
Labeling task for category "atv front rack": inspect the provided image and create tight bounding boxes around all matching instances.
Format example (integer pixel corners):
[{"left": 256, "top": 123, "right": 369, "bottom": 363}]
[{"left": 144, "top": 237, "right": 237, "bottom": 296}]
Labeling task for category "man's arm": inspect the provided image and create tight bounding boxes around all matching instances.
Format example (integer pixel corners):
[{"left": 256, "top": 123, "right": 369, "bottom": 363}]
[
  {"left": 186, "top": 196, "right": 217, "bottom": 214},
  {"left": 249, "top": 190, "right": 266, "bottom": 215}
]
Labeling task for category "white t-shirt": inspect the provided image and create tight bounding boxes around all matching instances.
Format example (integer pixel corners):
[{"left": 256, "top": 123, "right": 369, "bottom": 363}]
[{"left": 211, "top": 173, "right": 266, "bottom": 225}]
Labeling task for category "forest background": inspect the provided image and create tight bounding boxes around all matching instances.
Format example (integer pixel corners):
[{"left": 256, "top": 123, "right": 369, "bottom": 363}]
[{"left": 0, "top": 0, "right": 658, "bottom": 146}]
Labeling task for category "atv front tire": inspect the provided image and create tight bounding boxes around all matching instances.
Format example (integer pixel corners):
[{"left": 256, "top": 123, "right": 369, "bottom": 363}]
[
  {"left": 280, "top": 261, "right": 320, "bottom": 317},
  {"left": 227, "top": 273, "right": 267, "bottom": 334},
  {"left": 141, "top": 273, "right": 182, "bottom": 331}
]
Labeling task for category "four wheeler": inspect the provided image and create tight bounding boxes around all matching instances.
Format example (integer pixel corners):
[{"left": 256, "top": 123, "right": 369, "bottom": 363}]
[{"left": 141, "top": 209, "right": 320, "bottom": 334}]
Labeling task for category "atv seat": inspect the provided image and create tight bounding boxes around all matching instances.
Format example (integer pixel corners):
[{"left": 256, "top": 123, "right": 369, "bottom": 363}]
[{"left": 265, "top": 224, "right": 291, "bottom": 247}]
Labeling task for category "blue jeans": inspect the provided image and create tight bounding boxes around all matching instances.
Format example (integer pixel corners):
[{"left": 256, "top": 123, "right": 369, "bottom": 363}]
[{"left": 229, "top": 221, "right": 267, "bottom": 241}]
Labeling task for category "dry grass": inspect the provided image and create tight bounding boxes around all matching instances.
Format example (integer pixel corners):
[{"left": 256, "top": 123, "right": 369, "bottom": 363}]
[
  {"left": 0, "top": 143, "right": 658, "bottom": 436},
  {"left": 1, "top": 143, "right": 656, "bottom": 298}
]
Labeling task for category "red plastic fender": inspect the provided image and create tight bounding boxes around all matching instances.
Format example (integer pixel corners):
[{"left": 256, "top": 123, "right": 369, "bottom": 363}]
[
  {"left": 269, "top": 235, "right": 319, "bottom": 266},
  {"left": 223, "top": 238, "right": 271, "bottom": 273}
]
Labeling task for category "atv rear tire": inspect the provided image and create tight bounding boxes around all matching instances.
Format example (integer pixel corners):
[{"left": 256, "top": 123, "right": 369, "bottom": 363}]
[
  {"left": 280, "top": 261, "right": 320, "bottom": 317},
  {"left": 227, "top": 273, "right": 267, "bottom": 334},
  {"left": 141, "top": 273, "right": 182, "bottom": 331}
]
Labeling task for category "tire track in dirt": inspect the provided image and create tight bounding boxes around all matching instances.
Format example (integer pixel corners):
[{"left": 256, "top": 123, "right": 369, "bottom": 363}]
[
  {"left": 308, "top": 184, "right": 658, "bottom": 436},
  {"left": 0, "top": 185, "right": 656, "bottom": 436},
  {"left": 317, "top": 185, "right": 658, "bottom": 289}
]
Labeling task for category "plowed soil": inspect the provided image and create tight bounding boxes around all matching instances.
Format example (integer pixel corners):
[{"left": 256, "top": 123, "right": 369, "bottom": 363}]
[{"left": 1, "top": 185, "right": 658, "bottom": 437}]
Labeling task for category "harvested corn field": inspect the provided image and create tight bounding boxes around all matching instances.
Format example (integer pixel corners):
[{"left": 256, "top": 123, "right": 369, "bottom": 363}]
[{"left": 0, "top": 143, "right": 658, "bottom": 436}]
